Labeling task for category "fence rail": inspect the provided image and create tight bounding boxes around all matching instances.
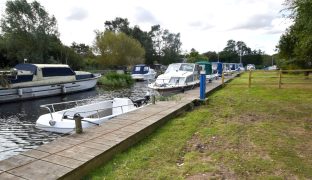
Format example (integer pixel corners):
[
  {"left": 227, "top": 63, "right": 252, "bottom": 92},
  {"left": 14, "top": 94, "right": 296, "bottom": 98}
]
[{"left": 222, "top": 69, "right": 312, "bottom": 88}]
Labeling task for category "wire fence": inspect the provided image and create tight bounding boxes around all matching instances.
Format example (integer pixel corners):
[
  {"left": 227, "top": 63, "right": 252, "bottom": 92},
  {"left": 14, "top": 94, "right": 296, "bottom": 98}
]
[{"left": 222, "top": 69, "right": 312, "bottom": 88}]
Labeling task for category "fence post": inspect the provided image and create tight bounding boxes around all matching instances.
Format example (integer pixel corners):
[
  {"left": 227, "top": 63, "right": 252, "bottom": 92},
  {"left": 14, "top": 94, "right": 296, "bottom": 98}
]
[
  {"left": 221, "top": 71, "right": 225, "bottom": 86},
  {"left": 74, "top": 113, "right": 83, "bottom": 134},
  {"left": 248, "top": 70, "right": 252, "bottom": 88},
  {"left": 278, "top": 69, "right": 282, "bottom": 89}
]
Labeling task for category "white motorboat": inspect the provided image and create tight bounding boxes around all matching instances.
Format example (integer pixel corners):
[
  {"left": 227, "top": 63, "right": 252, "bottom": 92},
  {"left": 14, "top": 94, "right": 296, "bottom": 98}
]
[
  {"left": 36, "top": 97, "right": 148, "bottom": 133},
  {"left": 131, "top": 64, "right": 156, "bottom": 81},
  {"left": 0, "top": 64, "right": 101, "bottom": 103},
  {"left": 148, "top": 63, "right": 200, "bottom": 93}
]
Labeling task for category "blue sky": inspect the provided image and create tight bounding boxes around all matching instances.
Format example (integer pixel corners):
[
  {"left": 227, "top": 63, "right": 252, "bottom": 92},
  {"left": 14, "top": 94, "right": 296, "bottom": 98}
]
[{"left": 0, "top": 0, "right": 292, "bottom": 55}]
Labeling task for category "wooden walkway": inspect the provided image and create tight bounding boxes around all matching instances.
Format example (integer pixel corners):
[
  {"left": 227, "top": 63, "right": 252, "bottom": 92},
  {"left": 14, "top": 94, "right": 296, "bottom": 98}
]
[{"left": 0, "top": 75, "right": 235, "bottom": 180}]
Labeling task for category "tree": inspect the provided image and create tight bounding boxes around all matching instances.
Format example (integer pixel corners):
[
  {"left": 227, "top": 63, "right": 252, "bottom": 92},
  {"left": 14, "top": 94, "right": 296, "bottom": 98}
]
[
  {"left": 203, "top": 51, "right": 218, "bottom": 61},
  {"left": 277, "top": 0, "right": 312, "bottom": 69},
  {"left": 70, "top": 42, "right": 94, "bottom": 58},
  {"left": 0, "top": 0, "right": 60, "bottom": 63},
  {"left": 185, "top": 48, "right": 208, "bottom": 63},
  {"left": 94, "top": 31, "right": 145, "bottom": 67}
]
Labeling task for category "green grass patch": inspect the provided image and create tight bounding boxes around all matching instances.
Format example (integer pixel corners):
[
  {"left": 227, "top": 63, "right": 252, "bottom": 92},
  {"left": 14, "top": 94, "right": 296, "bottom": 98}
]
[
  {"left": 97, "top": 72, "right": 134, "bottom": 88},
  {"left": 86, "top": 72, "right": 312, "bottom": 179}
]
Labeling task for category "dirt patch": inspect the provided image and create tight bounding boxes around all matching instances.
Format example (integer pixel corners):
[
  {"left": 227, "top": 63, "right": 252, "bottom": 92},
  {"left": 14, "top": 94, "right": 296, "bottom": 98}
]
[{"left": 186, "top": 165, "right": 237, "bottom": 180}]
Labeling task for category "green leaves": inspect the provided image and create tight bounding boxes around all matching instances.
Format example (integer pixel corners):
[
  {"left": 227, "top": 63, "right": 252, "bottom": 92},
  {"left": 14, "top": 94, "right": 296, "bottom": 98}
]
[
  {"left": 94, "top": 31, "right": 145, "bottom": 67},
  {"left": 277, "top": 0, "right": 312, "bottom": 69}
]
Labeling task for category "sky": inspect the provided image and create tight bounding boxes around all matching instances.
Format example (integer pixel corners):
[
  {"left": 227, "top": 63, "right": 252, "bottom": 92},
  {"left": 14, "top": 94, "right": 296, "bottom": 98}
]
[{"left": 0, "top": 0, "right": 293, "bottom": 55}]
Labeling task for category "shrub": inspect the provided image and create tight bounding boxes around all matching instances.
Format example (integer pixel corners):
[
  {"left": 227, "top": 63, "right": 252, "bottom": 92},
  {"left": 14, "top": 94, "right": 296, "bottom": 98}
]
[{"left": 97, "top": 72, "right": 134, "bottom": 88}]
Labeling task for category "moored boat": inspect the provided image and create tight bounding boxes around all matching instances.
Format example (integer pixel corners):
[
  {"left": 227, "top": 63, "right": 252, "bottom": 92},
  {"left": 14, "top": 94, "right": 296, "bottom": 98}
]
[
  {"left": 35, "top": 97, "right": 149, "bottom": 133},
  {"left": 148, "top": 63, "right": 200, "bottom": 93},
  {"left": 0, "top": 63, "right": 101, "bottom": 103},
  {"left": 131, "top": 64, "right": 156, "bottom": 81}
]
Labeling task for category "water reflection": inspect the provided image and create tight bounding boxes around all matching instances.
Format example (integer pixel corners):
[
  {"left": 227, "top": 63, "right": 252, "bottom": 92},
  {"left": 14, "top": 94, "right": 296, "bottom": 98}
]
[{"left": 0, "top": 81, "right": 152, "bottom": 160}]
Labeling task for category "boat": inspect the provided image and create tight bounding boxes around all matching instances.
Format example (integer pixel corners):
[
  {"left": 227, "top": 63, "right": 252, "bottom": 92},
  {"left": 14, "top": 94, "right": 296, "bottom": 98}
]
[
  {"left": 195, "top": 61, "right": 218, "bottom": 82},
  {"left": 0, "top": 63, "right": 101, "bottom": 103},
  {"left": 35, "top": 97, "right": 149, "bottom": 133},
  {"left": 148, "top": 63, "right": 200, "bottom": 93},
  {"left": 131, "top": 64, "right": 156, "bottom": 81}
]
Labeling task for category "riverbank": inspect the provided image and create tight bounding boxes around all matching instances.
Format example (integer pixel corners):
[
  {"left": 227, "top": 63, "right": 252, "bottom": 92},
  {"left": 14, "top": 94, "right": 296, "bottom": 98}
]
[{"left": 86, "top": 72, "right": 312, "bottom": 179}]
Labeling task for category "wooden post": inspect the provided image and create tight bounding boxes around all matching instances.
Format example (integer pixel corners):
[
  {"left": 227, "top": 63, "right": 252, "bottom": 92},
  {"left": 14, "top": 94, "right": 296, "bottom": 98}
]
[
  {"left": 221, "top": 71, "right": 225, "bottom": 86},
  {"left": 151, "top": 94, "right": 156, "bottom": 104},
  {"left": 248, "top": 70, "right": 252, "bottom": 88},
  {"left": 74, "top": 114, "right": 83, "bottom": 134},
  {"left": 278, "top": 69, "right": 282, "bottom": 89}
]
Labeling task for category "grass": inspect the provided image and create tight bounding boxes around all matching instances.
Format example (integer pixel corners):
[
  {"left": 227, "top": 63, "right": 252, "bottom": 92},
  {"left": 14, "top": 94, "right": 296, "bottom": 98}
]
[
  {"left": 85, "top": 72, "right": 312, "bottom": 179},
  {"left": 97, "top": 72, "right": 134, "bottom": 88}
]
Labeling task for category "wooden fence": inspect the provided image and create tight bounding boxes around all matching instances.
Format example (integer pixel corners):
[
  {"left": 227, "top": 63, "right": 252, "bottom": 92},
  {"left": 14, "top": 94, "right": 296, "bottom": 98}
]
[{"left": 222, "top": 69, "right": 312, "bottom": 88}]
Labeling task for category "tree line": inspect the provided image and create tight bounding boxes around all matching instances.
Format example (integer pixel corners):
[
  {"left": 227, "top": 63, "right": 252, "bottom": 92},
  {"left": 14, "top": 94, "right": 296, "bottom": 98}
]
[
  {"left": 277, "top": 0, "right": 312, "bottom": 69},
  {"left": 1, "top": 0, "right": 307, "bottom": 70}
]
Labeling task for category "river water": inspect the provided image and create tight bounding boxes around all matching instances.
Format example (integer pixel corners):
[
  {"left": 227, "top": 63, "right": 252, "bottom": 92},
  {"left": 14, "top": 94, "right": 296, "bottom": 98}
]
[{"left": 0, "top": 81, "right": 152, "bottom": 161}]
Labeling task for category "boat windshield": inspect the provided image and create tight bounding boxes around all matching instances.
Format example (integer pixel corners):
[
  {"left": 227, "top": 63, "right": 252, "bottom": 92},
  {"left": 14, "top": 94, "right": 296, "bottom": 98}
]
[{"left": 165, "top": 64, "right": 194, "bottom": 74}]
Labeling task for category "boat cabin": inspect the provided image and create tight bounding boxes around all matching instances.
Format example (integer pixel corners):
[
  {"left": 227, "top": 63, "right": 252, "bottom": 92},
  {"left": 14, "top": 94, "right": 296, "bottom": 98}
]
[{"left": 132, "top": 64, "right": 150, "bottom": 74}]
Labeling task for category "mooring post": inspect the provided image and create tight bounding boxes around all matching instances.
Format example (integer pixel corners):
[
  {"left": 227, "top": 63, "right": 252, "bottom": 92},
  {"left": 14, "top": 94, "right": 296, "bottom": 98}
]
[
  {"left": 278, "top": 69, "right": 282, "bottom": 89},
  {"left": 73, "top": 113, "right": 83, "bottom": 134},
  {"left": 248, "top": 70, "right": 252, "bottom": 88},
  {"left": 200, "top": 70, "right": 206, "bottom": 100},
  {"left": 151, "top": 94, "right": 156, "bottom": 104}
]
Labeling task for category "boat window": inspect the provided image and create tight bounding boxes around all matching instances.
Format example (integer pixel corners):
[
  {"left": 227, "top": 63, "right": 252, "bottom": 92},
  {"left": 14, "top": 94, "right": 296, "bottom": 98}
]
[
  {"left": 132, "top": 65, "right": 149, "bottom": 74},
  {"left": 14, "top": 64, "right": 37, "bottom": 75},
  {"left": 135, "top": 66, "right": 141, "bottom": 71},
  {"left": 179, "top": 64, "right": 194, "bottom": 72},
  {"left": 42, "top": 67, "right": 75, "bottom": 77},
  {"left": 186, "top": 75, "right": 194, "bottom": 83},
  {"left": 165, "top": 64, "right": 180, "bottom": 74}
]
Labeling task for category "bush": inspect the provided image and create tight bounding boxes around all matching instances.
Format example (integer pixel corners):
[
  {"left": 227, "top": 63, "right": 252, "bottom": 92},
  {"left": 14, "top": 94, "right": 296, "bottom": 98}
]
[{"left": 97, "top": 72, "right": 134, "bottom": 88}]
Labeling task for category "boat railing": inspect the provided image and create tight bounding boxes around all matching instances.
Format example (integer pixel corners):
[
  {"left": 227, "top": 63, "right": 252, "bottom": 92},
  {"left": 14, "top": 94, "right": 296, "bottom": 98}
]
[
  {"left": 39, "top": 98, "right": 98, "bottom": 117},
  {"left": 61, "top": 103, "right": 135, "bottom": 121}
]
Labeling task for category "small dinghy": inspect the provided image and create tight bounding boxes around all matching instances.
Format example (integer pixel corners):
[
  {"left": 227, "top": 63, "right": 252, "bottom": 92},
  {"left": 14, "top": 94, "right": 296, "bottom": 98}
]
[{"left": 35, "top": 97, "right": 149, "bottom": 134}]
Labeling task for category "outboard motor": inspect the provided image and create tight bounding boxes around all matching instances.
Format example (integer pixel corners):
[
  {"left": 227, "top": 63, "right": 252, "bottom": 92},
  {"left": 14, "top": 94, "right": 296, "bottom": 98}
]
[{"left": 131, "top": 91, "right": 151, "bottom": 107}]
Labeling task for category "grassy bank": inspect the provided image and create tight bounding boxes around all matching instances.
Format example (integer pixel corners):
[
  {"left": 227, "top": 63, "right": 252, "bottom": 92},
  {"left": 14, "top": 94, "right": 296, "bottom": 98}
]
[
  {"left": 86, "top": 72, "right": 312, "bottom": 179},
  {"left": 97, "top": 72, "right": 134, "bottom": 88}
]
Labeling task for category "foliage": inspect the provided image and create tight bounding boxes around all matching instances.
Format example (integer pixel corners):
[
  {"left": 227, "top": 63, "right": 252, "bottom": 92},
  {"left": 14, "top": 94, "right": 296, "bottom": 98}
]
[
  {"left": 104, "top": 18, "right": 182, "bottom": 65},
  {"left": 185, "top": 48, "right": 208, "bottom": 63},
  {"left": 70, "top": 42, "right": 94, "bottom": 58},
  {"left": 0, "top": 0, "right": 59, "bottom": 63},
  {"left": 97, "top": 72, "right": 134, "bottom": 88},
  {"left": 203, "top": 51, "right": 218, "bottom": 61},
  {"left": 217, "top": 39, "right": 263, "bottom": 65},
  {"left": 0, "top": 0, "right": 85, "bottom": 70},
  {"left": 85, "top": 72, "right": 312, "bottom": 179},
  {"left": 94, "top": 31, "right": 145, "bottom": 67},
  {"left": 277, "top": 0, "right": 312, "bottom": 69}
]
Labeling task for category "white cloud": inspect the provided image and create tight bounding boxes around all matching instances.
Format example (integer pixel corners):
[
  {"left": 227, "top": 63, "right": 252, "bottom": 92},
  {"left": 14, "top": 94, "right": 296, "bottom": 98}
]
[{"left": 66, "top": 7, "right": 88, "bottom": 21}]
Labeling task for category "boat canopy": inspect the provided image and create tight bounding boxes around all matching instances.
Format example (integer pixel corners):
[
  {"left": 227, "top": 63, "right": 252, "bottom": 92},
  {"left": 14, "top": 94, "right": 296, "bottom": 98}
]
[
  {"left": 132, "top": 64, "right": 149, "bottom": 74},
  {"left": 196, "top": 61, "right": 212, "bottom": 75}
]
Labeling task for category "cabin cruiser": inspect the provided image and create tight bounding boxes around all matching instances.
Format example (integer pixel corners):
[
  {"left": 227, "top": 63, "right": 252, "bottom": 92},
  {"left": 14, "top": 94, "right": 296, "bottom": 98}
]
[
  {"left": 0, "top": 63, "right": 101, "bottom": 103},
  {"left": 131, "top": 64, "right": 156, "bottom": 81},
  {"left": 36, "top": 97, "right": 149, "bottom": 133},
  {"left": 148, "top": 63, "right": 200, "bottom": 93}
]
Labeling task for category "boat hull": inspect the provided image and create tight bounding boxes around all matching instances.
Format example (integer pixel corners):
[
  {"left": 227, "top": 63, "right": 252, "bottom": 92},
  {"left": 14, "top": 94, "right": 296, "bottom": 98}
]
[
  {"left": 131, "top": 73, "right": 156, "bottom": 81},
  {"left": 148, "top": 81, "right": 199, "bottom": 95},
  {"left": 0, "top": 77, "right": 99, "bottom": 103}
]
